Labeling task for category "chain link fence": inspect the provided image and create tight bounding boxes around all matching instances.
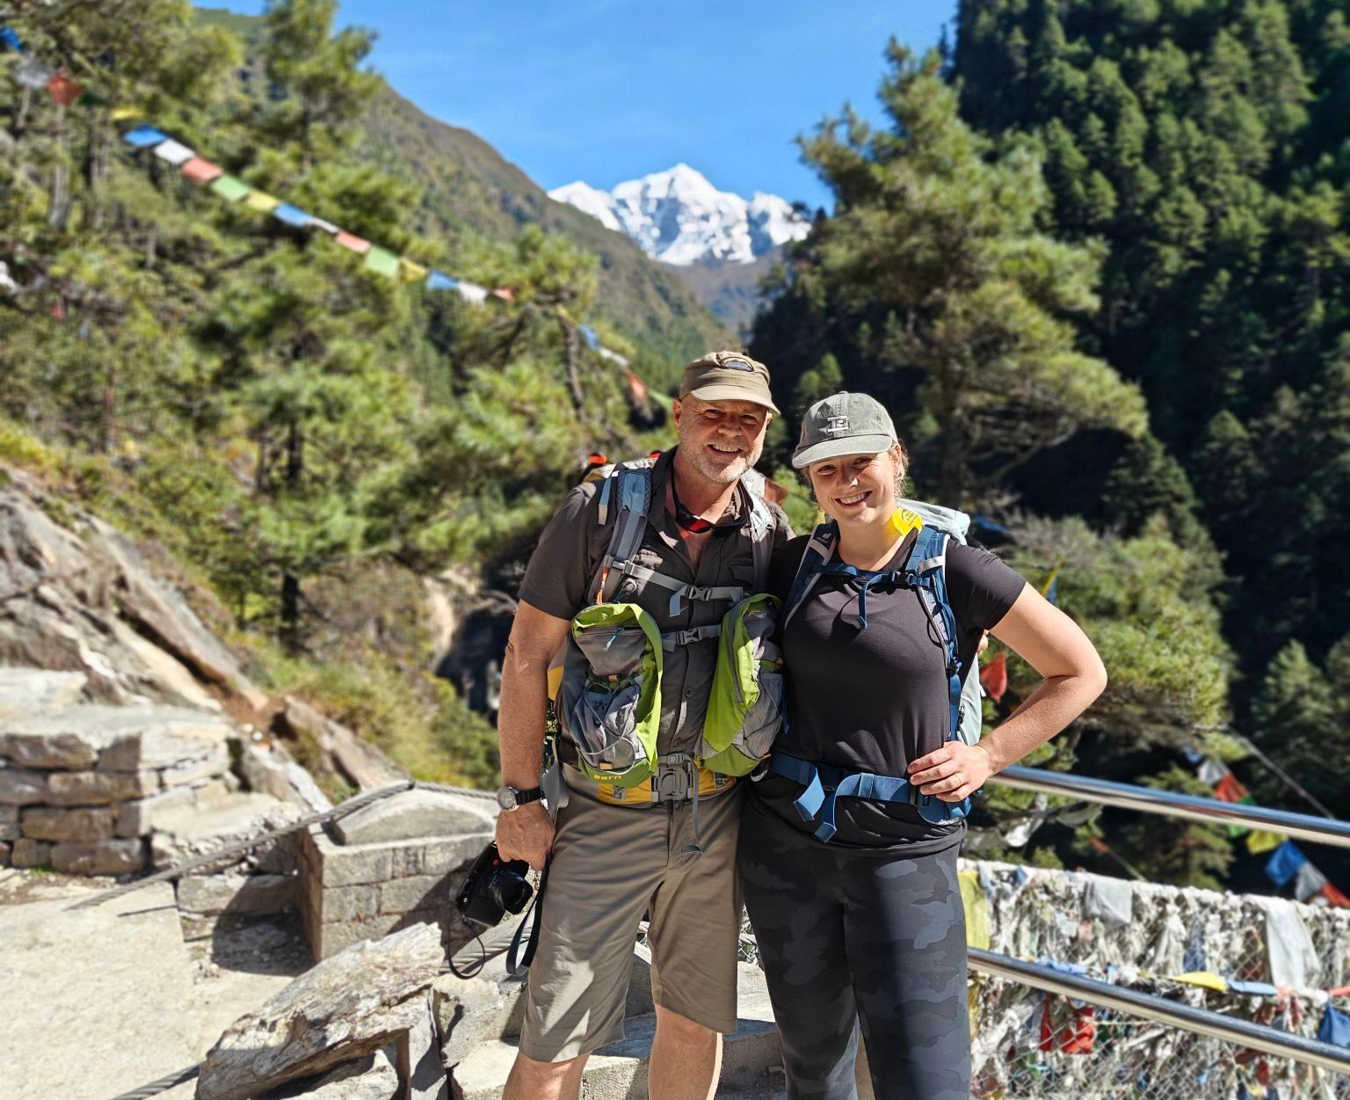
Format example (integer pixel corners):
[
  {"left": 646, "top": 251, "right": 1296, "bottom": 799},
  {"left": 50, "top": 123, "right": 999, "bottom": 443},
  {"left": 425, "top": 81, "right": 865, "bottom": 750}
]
[{"left": 738, "top": 858, "right": 1350, "bottom": 1099}]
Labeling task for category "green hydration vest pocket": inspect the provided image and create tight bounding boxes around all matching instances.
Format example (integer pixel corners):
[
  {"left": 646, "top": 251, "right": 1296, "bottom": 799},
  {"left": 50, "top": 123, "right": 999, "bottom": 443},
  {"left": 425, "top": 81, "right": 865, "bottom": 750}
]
[
  {"left": 699, "top": 592, "right": 784, "bottom": 776},
  {"left": 556, "top": 603, "right": 663, "bottom": 787}
]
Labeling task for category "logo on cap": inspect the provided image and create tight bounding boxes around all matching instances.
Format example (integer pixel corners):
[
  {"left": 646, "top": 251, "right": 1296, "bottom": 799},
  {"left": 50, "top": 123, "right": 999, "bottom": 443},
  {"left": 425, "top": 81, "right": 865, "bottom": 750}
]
[
  {"left": 719, "top": 357, "right": 755, "bottom": 372},
  {"left": 822, "top": 415, "right": 851, "bottom": 436}
]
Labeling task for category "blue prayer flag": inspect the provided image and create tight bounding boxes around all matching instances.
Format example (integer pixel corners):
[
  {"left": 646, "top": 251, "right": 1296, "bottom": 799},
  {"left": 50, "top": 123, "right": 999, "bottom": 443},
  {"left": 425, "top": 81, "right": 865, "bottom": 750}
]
[
  {"left": 580, "top": 324, "right": 601, "bottom": 351},
  {"left": 973, "top": 513, "right": 1012, "bottom": 536},
  {"left": 272, "top": 204, "right": 312, "bottom": 229},
  {"left": 0, "top": 26, "right": 24, "bottom": 52},
  {"left": 123, "top": 125, "right": 170, "bottom": 148},
  {"left": 1035, "top": 957, "right": 1088, "bottom": 977},
  {"left": 1228, "top": 980, "right": 1278, "bottom": 997},
  {"left": 1320, "top": 1005, "right": 1350, "bottom": 1049},
  {"left": 1045, "top": 578, "right": 1059, "bottom": 606},
  {"left": 426, "top": 270, "right": 459, "bottom": 291},
  {"left": 1264, "top": 841, "right": 1306, "bottom": 887}
]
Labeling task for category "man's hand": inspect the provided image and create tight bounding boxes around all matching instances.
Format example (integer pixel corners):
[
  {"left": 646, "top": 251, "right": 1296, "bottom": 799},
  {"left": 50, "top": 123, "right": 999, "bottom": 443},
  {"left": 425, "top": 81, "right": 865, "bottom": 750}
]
[
  {"left": 495, "top": 800, "right": 554, "bottom": 870},
  {"left": 907, "top": 741, "right": 996, "bottom": 803}
]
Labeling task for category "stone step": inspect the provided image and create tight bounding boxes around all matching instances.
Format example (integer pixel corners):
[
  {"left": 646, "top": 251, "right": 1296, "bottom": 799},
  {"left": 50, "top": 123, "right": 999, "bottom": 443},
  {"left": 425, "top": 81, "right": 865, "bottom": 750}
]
[
  {"left": 452, "top": 964, "right": 780, "bottom": 1100},
  {"left": 0, "top": 703, "right": 233, "bottom": 771},
  {"left": 0, "top": 668, "right": 87, "bottom": 722}
]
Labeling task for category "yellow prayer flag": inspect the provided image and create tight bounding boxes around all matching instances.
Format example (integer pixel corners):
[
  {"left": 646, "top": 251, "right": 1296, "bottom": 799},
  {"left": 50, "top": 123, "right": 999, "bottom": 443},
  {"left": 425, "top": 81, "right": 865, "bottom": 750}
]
[
  {"left": 1246, "top": 830, "right": 1284, "bottom": 855},
  {"left": 244, "top": 191, "right": 281, "bottom": 214},
  {"left": 959, "top": 869, "right": 991, "bottom": 950},
  {"left": 398, "top": 257, "right": 429, "bottom": 284},
  {"left": 110, "top": 106, "right": 143, "bottom": 121},
  {"left": 1173, "top": 971, "right": 1228, "bottom": 993}
]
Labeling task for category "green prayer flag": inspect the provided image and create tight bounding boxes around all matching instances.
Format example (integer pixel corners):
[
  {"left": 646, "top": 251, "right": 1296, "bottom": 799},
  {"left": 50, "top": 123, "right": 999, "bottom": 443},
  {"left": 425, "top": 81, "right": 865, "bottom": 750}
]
[
  {"left": 210, "top": 174, "right": 251, "bottom": 203},
  {"left": 363, "top": 246, "right": 400, "bottom": 279}
]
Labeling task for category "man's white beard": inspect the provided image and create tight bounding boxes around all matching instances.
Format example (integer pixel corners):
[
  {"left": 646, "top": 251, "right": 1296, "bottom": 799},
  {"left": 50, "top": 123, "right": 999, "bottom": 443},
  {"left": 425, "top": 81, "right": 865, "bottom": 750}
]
[{"left": 679, "top": 432, "right": 761, "bottom": 487}]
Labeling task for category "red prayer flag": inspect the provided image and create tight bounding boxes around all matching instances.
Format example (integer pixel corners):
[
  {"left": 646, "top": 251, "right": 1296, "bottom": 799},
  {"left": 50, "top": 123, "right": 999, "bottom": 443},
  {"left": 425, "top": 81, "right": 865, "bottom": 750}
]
[
  {"left": 625, "top": 369, "right": 649, "bottom": 404},
  {"left": 980, "top": 650, "right": 1008, "bottom": 704},
  {"left": 1320, "top": 883, "right": 1350, "bottom": 909},
  {"left": 491, "top": 286, "right": 516, "bottom": 302},
  {"left": 333, "top": 230, "right": 371, "bottom": 255},
  {"left": 1213, "top": 774, "right": 1249, "bottom": 803},
  {"left": 47, "top": 73, "right": 83, "bottom": 107},
  {"left": 179, "top": 157, "right": 223, "bottom": 185}
]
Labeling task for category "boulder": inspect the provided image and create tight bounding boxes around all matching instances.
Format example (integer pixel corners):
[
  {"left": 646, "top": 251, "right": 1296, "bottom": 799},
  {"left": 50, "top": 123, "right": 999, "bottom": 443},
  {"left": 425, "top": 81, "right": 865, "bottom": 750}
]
[
  {"left": 258, "top": 1049, "right": 399, "bottom": 1100},
  {"left": 0, "top": 804, "right": 17, "bottom": 840},
  {"left": 394, "top": 989, "right": 448, "bottom": 1100},
  {"left": 0, "top": 668, "right": 87, "bottom": 722},
  {"left": 279, "top": 698, "right": 406, "bottom": 792},
  {"left": 146, "top": 791, "right": 300, "bottom": 870},
  {"left": 50, "top": 838, "right": 145, "bottom": 875},
  {"left": 196, "top": 922, "right": 445, "bottom": 1100},
  {"left": 332, "top": 788, "right": 495, "bottom": 846},
  {"left": 238, "top": 738, "right": 333, "bottom": 814}
]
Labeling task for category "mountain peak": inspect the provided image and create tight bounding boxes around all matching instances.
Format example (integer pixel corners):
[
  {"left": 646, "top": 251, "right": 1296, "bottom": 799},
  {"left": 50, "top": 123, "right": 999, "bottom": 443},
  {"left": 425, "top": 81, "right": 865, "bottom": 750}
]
[{"left": 549, "top": 165, "right": 809, "bottom": 267}]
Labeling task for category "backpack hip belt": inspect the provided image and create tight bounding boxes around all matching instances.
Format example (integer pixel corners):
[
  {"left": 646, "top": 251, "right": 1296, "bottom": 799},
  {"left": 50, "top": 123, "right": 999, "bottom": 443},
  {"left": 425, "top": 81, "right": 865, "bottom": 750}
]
[{"left": 766, "top": 751, "right": 970, "bottom": 842}]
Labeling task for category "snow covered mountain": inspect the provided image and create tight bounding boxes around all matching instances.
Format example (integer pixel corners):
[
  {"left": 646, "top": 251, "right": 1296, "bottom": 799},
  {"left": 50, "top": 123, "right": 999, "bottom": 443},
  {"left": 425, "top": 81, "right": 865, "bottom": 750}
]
[{"left": 549, "top": 164, "right": 810, "bottom": 267}]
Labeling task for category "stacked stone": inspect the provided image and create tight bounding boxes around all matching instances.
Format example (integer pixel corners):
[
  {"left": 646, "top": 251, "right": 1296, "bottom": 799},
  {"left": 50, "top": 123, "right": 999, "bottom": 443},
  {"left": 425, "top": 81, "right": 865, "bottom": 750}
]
[
  {"left": 0, "top": 696, "right": 237, "bottom": 876},
  {"left": 298, "top": 788, "right": 497, "bottom": 959}
]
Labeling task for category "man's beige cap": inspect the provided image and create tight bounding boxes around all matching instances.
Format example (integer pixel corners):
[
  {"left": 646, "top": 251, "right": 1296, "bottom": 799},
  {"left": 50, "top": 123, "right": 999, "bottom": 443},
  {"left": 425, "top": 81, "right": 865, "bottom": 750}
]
[{"left": 679, "top": 351, "right": 780, "bottom": 415}]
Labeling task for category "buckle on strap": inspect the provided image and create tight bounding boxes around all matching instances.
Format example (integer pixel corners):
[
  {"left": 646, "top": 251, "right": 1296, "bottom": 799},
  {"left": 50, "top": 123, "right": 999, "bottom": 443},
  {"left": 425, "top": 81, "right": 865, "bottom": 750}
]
[
  {"left": 660, "top": 624, "right": 722, "bottom": 649},
  {"left": 651, "top": 752, "right": 696, "bottom": 803},
  {"left": 669, "top": 584, "right": 745, "bottom": 616}
]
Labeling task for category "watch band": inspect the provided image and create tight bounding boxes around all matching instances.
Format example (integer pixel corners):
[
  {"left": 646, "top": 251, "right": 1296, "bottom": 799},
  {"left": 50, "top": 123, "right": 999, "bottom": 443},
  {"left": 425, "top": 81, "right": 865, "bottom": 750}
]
[{"left": 497, "top": 785, "right": 544, "bottom": 811}]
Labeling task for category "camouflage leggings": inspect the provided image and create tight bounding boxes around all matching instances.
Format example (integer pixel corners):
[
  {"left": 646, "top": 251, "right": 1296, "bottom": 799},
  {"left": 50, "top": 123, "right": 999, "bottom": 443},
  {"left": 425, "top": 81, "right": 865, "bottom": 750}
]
[{"left": 739, "top": 800, "right": 971, "bottom": 1100}]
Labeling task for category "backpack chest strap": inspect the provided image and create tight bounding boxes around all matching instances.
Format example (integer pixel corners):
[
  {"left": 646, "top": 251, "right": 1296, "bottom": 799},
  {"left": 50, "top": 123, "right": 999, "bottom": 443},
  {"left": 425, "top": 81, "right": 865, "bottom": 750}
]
[{"left": 608, "top": 558, "right": 746, "bottom": 615}]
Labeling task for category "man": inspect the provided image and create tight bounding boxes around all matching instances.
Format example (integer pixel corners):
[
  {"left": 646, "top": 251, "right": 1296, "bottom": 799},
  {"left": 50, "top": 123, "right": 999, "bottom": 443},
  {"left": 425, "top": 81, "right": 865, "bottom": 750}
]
[{"left": 494, "top": 351, "right": 792, "bottom": 1100}]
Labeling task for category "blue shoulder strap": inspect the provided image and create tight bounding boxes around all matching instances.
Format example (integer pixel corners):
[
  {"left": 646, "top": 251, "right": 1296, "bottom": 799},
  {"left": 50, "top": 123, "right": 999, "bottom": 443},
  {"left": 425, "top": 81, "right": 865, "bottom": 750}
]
[
  {"left": 903, "top": 526, "right": 963, "bottom": 740},
  {"left": 782, "top": 522, "right": 838, "bottom": 627}
]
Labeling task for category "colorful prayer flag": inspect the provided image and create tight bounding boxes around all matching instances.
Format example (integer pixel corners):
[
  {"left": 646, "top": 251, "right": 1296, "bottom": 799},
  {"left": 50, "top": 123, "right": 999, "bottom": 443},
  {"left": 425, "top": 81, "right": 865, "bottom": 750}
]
[
  {"left": 78, "top": 90, "right": 108, "bottom": 107},
  {"left": 1246, "top": 830, "right": 1284, "bottom": 855},
  {"left": 362, "top": 246, "right": 401, "bottom": 279},
  {"left": 179, "top": 157, "right": 223, "bottom": 185},
  {"left": 980, "top": 650, "right": 1008, "bottom": 704},
  {"left": 597, "top": 346, "right": 629, "bottom": 368},
  {"left": 13, "top": 56, "right": 52, "bottom": 89},
  {"left": 209, "top": 174, "right": 251, "bottom": 203},
  {"left": 0, "top": 26, "right": 24, "bottom": 53},
  {"left": 1197, "top": 757, "right": 1231, "bottom": 786},
  {"left": 110, "top": 106, "right": 143, "bottom": 122},
  {"left": 626, "top": 369, "right": 649, "bottom": 404},
  {"left": 334, "top": 230, "right": 371, "bottom": 255},
  {"left": 958, "top": 869, "right": 991, "bottom": 950},
  {"left": 398, "top": 258, "right": 428, "bottom": 284},
  {"left": 244, "top": 190, "right": 281, "bottom": 214},
  {"left": 426, "top": 270, "right": 459, "bottom": 291},
  {"left": 48, "top": 73, "right": 83, "bottom": 107},
  {"left": 1228, "top": 979, "right": 1278, "bottom": 997},
  {"left": 1320, "top": 1006, "right": 1350, "bottom": 1049},
  {"left": 1173, "top": 971, "right": 1228, "bottom": 993},
  {"left": 308, "top": 216, "right": 339, "bottom": 235},
  {"left": 579, "top": 324, "right": 601, "bottom": 351},
  {"left": 1320, "top": 883, "right": 1350, "bottom": 909},
  {"left": 1044, "top": 577, "right": 1059, "bottom": 605},
  {"left": 455, "top": 280, "right": 490, "bottom": 305},
  {"left": 152, "top": 139, "right": 195, "bottom": 166},
  {"left": 1294, "top": 861, "right": 1328, "bottom": 902},
  {"left": 492, "top": 286, "right": 516, "bottom": 302},
  {"left": 272, "top": 204, "right": 312, "bottom": 228},
  {"left": 1265, "top": 841, "right": 1307, "bottom": 887},
  {"left": 123, "top": 125, "right": 169, "bottom": 148},
  {"left": 1212, "top": 774, "right": 1249, "bottom": 803}
]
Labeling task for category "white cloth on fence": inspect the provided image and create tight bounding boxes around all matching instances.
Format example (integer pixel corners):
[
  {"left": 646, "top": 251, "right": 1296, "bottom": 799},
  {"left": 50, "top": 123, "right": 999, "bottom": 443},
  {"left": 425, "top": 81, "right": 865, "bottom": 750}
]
[
  {"left": 1084, "top": 874, "right": 1134, "bottom": 927},
  {"left": 1257, "top": 896, "right": 1320, "bottom": 989}
]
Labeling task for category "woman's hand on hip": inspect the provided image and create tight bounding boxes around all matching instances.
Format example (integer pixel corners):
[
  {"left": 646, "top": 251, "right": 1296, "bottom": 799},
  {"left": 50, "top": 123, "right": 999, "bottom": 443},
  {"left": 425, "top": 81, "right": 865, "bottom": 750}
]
[{"left": 907, "top": 741, "right": 994, "bottom": 802}]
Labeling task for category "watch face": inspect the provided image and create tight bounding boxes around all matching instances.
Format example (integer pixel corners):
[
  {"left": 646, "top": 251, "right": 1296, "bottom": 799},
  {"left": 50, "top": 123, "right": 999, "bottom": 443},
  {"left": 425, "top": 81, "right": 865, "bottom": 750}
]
[{"left": 496, "top": 787, "right": 517, "bottom": 811}]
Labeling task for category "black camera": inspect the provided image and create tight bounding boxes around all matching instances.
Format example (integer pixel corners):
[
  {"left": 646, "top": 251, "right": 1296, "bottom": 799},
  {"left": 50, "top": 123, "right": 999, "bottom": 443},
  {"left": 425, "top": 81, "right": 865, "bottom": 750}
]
[{"left": 456, "top": 842, "right": 534, "bottom": 928}]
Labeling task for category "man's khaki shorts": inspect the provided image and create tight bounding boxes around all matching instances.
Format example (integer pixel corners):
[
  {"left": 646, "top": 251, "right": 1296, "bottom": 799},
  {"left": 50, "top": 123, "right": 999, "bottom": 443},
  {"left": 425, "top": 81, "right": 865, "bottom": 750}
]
[{"left": 517, "top": 769, "right": 744, "bottom": 1063}]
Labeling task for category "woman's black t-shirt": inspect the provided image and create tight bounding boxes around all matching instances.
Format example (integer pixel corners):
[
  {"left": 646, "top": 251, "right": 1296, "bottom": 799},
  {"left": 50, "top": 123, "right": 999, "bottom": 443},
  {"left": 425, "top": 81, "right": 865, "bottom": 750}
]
[{"left": 747, "top": 531, "right": 1028, "bottom": 854}]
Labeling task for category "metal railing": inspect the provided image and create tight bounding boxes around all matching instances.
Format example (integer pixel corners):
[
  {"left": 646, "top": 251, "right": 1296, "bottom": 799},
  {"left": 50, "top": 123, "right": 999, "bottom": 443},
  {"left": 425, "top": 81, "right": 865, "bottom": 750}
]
[{"left": 989, "top": 765, "right": 1350, "bottom": 850}]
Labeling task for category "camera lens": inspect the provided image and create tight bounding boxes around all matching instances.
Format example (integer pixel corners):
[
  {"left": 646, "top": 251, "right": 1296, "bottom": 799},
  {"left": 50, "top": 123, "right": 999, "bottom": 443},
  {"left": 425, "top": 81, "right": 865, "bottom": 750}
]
[{"left": 489, "top": 869, "right": 534, "bottom": 915}]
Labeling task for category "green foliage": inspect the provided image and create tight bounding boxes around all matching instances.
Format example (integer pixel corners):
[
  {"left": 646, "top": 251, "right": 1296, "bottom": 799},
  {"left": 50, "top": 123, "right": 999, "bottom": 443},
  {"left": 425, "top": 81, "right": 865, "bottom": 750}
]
[
  {"left": 752, "top": 46, "right": 1146, "bottom": 505},
  {"left": 1115, "top": 767, "right": 1235, "bottom": 890}
]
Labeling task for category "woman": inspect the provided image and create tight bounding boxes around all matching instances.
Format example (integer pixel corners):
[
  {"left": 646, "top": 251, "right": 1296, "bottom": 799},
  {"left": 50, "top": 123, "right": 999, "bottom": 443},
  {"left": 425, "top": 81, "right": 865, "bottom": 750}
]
[{"left": 740, "top": 392, "right": 1107, "bottom": 1100}]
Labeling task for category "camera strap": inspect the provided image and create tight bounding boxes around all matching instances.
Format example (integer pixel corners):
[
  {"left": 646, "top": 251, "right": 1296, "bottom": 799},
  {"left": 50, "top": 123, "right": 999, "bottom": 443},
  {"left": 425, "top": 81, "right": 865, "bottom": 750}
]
[{"left": 506, "top": 858, "right": 551, "bottom": 978}]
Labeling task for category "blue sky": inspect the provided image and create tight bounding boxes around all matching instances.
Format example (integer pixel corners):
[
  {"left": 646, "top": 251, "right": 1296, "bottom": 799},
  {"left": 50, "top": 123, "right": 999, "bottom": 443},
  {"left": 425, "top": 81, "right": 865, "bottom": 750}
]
[{"left": 200, "top": 2, "right": 955, "bottom": 210}]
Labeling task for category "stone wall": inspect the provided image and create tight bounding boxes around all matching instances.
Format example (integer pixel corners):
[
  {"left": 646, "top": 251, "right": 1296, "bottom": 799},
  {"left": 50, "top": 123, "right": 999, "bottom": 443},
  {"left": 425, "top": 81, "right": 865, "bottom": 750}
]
[
  {"left": 0, "top": 687, "right": 246, "bottom": 875},
  {"left": 298, "top": 788, "right": 497, "bottom": 959}
]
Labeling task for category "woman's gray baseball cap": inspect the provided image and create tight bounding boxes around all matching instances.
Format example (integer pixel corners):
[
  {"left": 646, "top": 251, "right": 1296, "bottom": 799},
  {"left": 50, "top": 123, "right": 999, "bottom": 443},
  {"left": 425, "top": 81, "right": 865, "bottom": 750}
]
[{"left": 792, "top": 392, "right": 899, "bottom": 469}]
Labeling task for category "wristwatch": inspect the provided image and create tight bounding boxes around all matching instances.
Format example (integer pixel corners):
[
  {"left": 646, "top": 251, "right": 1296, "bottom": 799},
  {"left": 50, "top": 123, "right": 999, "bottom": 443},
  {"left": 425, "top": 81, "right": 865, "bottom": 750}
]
[{"left": 496, "top": 784, "right": 545, "bottom": 812}]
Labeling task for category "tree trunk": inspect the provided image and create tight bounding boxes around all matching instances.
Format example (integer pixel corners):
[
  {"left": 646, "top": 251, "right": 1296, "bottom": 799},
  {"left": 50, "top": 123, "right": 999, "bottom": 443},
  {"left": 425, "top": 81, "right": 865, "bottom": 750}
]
[
  {"left": 48, "top": 106, "right": 71, "bottom": 230},
  {"left": 279, "top": 419, "right": 305, "bottom": 652}
]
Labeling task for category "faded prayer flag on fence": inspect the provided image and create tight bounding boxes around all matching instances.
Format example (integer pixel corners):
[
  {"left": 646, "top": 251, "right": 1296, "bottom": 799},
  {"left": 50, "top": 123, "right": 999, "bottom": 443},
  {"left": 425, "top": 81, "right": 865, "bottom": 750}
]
[
  {"left": 209, "top": 174, "right": 251, "bottom": 203},
  {"left": 1265, "top": 841, "right": 1307, "bottom": 887}
]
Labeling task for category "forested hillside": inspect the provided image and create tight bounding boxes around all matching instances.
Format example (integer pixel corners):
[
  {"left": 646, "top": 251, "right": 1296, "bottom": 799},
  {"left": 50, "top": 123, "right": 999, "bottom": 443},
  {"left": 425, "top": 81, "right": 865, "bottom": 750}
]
[
  {"left": 750, "top": 0, "right": 1349, "bottom": 890},
  {"left": 0, "top": 0, "right": 692, "bottom": 790}
]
